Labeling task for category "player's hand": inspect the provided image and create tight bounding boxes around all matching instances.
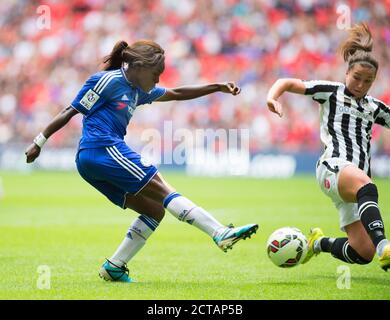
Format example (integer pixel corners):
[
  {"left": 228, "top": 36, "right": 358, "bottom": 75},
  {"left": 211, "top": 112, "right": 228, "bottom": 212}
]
[
  {"left": 267, "top": 98, "right": 283, "bottom": 117},
  {"left": 25, "top": 143, "right": 41, "bottom": 163},
  {"left": 219, "top": 82, "right": 241, "bottom": 96}
]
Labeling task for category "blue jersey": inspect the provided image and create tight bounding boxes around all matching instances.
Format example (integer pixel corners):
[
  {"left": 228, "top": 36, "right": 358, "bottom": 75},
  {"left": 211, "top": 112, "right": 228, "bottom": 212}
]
[{"left": 71, "top": 67, "right": 166, "bottom": 149}]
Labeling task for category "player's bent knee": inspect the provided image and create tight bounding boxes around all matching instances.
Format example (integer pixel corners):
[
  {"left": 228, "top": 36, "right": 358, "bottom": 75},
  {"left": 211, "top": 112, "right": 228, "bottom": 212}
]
[
  {"left": 356, "top": 253, "right": 374, "bottom": 264},
  {"left": 350, "top": 243, "right": 375, "bottom": 263},
  {"left": 340, "top": 166, "right": 372, "bottom": 197},
  {"left": 357, "top": 182, "right": 378, "bottom": 199},
  {"left": 354, "top": 168, "right": 372, "bottom": 187},
  {"left": 357, "top": 178, "right": 373, "bottom": 192},
  {"left": 358, "top": 245, "right": 375, "bottom": 263},
  {"left": 354, "top": 250, "right": 373, "bottom": 264}
]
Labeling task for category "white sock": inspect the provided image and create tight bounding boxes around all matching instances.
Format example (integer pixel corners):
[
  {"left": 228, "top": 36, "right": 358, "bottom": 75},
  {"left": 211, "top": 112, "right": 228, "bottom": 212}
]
[
  {"left": 376, "top": 239, "right": 390, "bottom": 256},
  {"left": 163, "top": 192, "right": 224, "bottom": 237},
  {"left": 313, "top": 239, "right": 322, "bottom": 254},
  {"left": 109, "top": 215, "right": 159, "bottom": 267}
]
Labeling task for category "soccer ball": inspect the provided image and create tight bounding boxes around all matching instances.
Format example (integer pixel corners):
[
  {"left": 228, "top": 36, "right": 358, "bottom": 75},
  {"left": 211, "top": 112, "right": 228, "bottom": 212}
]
[{"left": 266, "top": 227, "right": 308, "bottom": 268}]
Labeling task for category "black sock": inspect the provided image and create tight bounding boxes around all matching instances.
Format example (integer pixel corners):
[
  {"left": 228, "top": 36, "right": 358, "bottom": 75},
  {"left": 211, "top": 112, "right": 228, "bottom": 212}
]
[
  {"left": 319, "top": 237, "right": 335, "bottom": 252},
  {"left": 320, "top": 237, "right": 371, "bottom": 264},
  {"left": 357, "top": 183, "right": 386, "bottom": 247}
]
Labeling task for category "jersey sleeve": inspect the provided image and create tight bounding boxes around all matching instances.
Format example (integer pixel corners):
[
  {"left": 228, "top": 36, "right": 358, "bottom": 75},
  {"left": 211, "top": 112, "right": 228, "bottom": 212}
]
[
  {"left": 137, "top": 86, "right": 167, "bottom": 106},
  {"left": 303, "top": 80, "right": 342, "bottom": 104},
  {"left": 70, "top": 74, "right": 107, "bottom": 115},
  {"left": 373, "top": 98, "right": 390, "bottom": 129}
]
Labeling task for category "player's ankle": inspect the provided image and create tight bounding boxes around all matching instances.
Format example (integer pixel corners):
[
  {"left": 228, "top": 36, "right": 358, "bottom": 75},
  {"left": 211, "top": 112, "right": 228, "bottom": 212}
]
[
  {"left": 107, "top": 258, "right": 125, "bottom": 268},
  {"left": 313, "top": 238, "right": 323, "bottom": 254},
  {"left": 376, "top": 239, "right": 390, "bottom": 257}
]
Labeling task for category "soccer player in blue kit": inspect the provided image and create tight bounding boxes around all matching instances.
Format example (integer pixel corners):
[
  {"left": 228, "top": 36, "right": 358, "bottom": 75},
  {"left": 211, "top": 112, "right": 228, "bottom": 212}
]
[{"left": 25, "top": 40, "right": 258, "bottom": 282}]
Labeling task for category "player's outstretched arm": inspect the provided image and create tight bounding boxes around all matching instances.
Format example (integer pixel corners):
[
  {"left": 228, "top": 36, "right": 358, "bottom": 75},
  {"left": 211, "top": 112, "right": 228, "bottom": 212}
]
[
  {"left": 25, "top": 106, "right": 79, "bottom": 163},
  {"left": 156, "top": 82, "right": 241, "bottom": 102},
  {"left": 266, "top": 78, "right": 306, "bottom": 117}
]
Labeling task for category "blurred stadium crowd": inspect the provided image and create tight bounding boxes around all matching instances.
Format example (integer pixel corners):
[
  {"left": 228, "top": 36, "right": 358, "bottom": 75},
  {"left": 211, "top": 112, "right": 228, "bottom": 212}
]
[{"left": 1, "top": 0, "right": 390, "bottom": 155}]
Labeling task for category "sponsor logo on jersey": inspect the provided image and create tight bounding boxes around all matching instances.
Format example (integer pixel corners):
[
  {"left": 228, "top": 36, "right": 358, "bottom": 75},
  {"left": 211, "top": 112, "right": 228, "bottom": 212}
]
[
  {"left": 128, "top": 105, "right": 135, "bottom": 115},
  {"left": 116, "top": 102, "right": 128, "bottom": 110},
  {"left": 116, "top": 94, "right": 137, "bottom": 115},
  {"left": 337, "top": 106, "right": 372, "bottom": 120}
]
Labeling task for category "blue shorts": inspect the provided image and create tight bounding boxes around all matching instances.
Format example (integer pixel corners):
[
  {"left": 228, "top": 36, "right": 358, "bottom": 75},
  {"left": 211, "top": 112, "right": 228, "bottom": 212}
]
[{"left": 75, "top": 142, "right": 158, "bottom": 208}]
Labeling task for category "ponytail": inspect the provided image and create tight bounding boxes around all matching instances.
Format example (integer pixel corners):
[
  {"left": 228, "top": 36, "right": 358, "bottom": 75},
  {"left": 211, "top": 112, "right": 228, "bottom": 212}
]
[
  {"left": 339, "top": 22, "right": 378, "bottom": 72},
  {"left": 101, "top": 39, "right": 165, "bottom": 73},
  {"left": 102, "top": 40, "right": 129, "bottom": 71}
]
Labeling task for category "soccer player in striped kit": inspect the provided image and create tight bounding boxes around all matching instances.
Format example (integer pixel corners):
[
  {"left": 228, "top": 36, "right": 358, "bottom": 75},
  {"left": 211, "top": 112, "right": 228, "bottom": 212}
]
[
  {"left": 266, "top": 23, "right": 390, "bottom": 271},
  {"left": 25, "top": 40, "right": 258, "bottom": 282}
]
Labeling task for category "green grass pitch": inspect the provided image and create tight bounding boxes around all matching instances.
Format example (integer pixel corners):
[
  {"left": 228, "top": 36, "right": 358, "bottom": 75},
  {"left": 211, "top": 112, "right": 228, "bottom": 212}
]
[{"left": 0, "top": 170, "right": 389, "bottom": 300}]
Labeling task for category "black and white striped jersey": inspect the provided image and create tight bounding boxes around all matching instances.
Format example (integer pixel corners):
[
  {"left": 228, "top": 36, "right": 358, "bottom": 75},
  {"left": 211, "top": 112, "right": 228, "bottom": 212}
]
[{"left": 303, "top": 80, "right": 390, "bottom": 176}]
